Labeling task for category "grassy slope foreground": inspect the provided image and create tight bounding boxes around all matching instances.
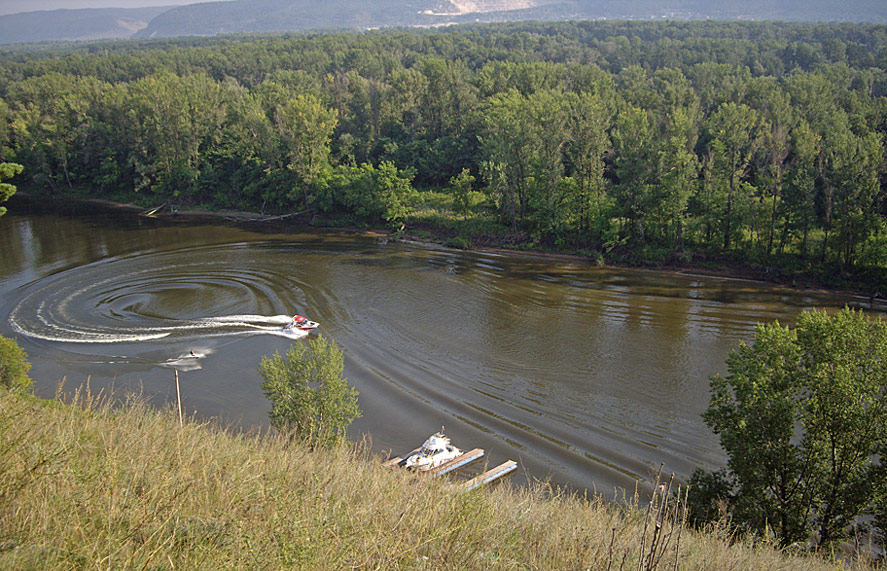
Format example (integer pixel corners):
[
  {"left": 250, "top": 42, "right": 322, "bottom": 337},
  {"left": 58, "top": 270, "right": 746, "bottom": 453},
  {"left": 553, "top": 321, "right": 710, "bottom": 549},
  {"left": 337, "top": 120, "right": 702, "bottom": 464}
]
[{"left": 0, "top": 389, "right": 866, "bottom": 570}]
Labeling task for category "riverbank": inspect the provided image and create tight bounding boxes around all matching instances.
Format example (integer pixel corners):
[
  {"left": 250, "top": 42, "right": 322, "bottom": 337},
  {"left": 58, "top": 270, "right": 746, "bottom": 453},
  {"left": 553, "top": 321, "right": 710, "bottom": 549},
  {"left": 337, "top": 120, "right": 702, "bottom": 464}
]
[
  {"left": 0, "top": 387, "right": 866, "bottom": 570},
  {"left": 12, "top": 191, "right": 886, "bottom": 305}
]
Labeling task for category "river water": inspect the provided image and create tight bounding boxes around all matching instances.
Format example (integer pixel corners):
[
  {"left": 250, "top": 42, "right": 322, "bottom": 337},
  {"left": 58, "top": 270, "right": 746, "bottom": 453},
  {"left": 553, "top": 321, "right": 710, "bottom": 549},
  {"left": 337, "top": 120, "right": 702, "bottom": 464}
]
[{"left": 2, "top": 197, "right": 883, "bottom": 495}]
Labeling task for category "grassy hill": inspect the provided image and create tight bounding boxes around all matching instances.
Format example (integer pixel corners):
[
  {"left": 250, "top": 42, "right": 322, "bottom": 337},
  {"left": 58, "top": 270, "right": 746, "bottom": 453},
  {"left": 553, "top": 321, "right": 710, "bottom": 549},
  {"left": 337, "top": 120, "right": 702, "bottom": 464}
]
[{"left": 0, "top": 387, "right": 866, "bottom": 569}]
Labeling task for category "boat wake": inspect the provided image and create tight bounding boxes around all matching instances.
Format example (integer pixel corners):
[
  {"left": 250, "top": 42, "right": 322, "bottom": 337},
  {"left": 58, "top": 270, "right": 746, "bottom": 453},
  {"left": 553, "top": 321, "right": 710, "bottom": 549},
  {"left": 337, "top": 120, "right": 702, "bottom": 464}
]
[
  {"left": 159, "top": 346, "right": 214, "bottom": 371},
  {"left": 9, "top": 311, "right": 308, "bottom": 344},
  {"left": 6, "top": 246, "right": 319, "bottom": 344}
]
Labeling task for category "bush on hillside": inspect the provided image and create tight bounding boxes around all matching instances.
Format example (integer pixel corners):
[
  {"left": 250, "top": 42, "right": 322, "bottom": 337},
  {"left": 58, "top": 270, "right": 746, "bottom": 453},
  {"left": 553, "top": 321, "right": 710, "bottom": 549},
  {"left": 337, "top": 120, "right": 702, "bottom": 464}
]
[
  {"left": 259, "top": 334, "right": 360, "bottom": 449},
  {"left": 0, "top": 334, "right": 32, "bottom": 393}
]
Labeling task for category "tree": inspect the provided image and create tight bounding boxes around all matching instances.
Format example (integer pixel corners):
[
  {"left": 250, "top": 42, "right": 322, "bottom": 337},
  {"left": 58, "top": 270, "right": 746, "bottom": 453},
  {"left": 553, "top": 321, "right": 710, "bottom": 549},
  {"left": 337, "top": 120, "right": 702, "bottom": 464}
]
[
  {"left": 781, "top": 119, "right": 819, "bottom": 257},
  {"left": 749, "top": 80, "right": 794, "bottom": 255},
  {"left": 276, "top": 93, "right": 338, "bottom": 206},
  {"left": 480, "top": 89, "right": 570, "bottom": 238},
  {"left": 449, "top": 167, "right": 475, "bottom": 219},
  {"left": 480, "top": 89, "right": 537, "bottom": 230},
  {"left": 125, "top": 72, "right": 228, "bottom": 199},
  {"left": 0, "top": 162, "right": 23, "bottom": 217},
  {"left": 563, "top": 90, "right": 614, "bottom": 246},
  {"left": 0, "top": 335, "right": 31, "bottom": 393},
  {"left": 689, "top": 308, "right": 887, "bottom": 548},
  {"left": 654, "top": 108, "right": 699, "bottom": 254},
  {"left": 702, "top": 102, "right": 761, "bottom": 251},
  {"left": 259, "top": 335, "right": 360, "bottom": 449},
  {"left": 611, "top": 106, "right": 655, "bottom": 245}
]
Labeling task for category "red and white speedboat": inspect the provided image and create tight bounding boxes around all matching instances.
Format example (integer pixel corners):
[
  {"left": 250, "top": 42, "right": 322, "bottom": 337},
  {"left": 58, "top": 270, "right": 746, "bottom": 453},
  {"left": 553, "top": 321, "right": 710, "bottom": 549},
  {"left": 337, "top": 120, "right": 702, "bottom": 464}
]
[{"left": 282, "top": 315, "right": 319, "bottom": 332}]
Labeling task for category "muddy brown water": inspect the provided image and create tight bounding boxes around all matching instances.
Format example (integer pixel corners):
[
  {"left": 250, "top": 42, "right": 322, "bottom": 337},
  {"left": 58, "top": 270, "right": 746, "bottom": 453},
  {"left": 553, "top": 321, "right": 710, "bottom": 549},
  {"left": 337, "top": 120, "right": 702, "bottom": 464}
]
[{"left": 3, "top": 197, "right": 883, "bottom": 495}]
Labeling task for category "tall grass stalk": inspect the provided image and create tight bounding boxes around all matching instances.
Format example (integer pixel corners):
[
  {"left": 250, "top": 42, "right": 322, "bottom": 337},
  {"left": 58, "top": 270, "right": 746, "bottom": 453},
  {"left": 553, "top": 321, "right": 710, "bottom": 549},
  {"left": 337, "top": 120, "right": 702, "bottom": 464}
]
[{"left": 0, "top": 388, "right": 872, "bottom": 570}]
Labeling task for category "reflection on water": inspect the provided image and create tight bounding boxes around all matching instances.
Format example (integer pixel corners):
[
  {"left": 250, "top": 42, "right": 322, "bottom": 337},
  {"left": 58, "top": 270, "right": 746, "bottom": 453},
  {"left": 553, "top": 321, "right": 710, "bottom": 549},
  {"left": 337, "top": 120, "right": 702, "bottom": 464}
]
[{"left": 2, "top": 197, "right": 884, "bottom": 496}]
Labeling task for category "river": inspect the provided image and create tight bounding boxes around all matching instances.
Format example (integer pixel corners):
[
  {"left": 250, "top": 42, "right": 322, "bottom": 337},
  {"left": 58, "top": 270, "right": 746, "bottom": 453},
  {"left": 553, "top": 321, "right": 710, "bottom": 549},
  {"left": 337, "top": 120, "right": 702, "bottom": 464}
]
[{"left": 2, "top": 196, "right": 883, "bottom": 495}]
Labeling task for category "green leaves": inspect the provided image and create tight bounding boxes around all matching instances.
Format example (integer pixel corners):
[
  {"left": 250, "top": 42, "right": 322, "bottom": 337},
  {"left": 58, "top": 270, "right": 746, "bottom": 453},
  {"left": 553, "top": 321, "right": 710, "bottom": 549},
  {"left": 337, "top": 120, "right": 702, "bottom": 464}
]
[
  {"left": 0, "top": 335, "right": 32, "bottom": 393},
  {"left": 694, "top": 308, "right": 887, "bottom": 548},
  {"left": 259, "top": 335, "right": 360, "bottom": 449},
  {"left": 0, "top": 162, "right": 23, "bottom": 217}
]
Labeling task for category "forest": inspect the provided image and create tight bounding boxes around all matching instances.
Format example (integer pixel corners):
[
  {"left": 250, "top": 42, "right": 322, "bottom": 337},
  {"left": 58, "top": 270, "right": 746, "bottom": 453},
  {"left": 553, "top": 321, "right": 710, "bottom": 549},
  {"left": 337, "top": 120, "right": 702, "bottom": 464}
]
[{"left": 1, "top": 20, "right": 886, "bottom": 286}]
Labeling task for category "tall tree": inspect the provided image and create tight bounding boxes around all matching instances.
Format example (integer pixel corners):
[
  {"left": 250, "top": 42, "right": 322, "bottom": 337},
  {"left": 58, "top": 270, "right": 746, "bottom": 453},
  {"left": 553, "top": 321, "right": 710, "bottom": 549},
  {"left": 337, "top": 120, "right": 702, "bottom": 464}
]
[
  {"left": 749, "top": 79, "right": 795, "bottom": 254},
  {"left": 781, "top": 119, "right": 820, "bottom": 257},
  {"left": 125, "top": 72, "right": 228, "bottom": 198},
  {"left": 691, "top": 308, "right": 887, "bottom": 548},
  {"left": 611, "top": 105, "right": 655, "bottom": 245},
  {"left": 655, "top": 108, "right": 700, "bottom": 253},
  {"left": 703, "top": 102, "right": 761, "bottom": 251},
  {"left": 480, "top": 89, "right": 536, "bottom": 230},
  {"left": 564, "top": 90, "right": 614, "bottom": 245},
  {"left": 276, "top": 93, "right": 338, "bottom": 207}
]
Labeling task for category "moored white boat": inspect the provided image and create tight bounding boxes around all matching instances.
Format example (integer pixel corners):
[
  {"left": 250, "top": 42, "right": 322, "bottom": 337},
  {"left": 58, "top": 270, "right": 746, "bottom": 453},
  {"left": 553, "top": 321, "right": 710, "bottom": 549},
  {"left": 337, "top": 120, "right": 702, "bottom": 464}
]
[{"left": 404, "top": 432, "right": 463, "bottom": 471}]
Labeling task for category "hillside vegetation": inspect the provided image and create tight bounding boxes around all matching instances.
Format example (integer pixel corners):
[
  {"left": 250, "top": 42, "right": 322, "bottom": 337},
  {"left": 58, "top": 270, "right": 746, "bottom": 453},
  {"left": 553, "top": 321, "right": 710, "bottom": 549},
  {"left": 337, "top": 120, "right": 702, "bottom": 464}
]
[
  {"left": 2, "top": 21, "right": 887, "bottom": 290},
  {"left": 0, "top": 387, "right": 872, "bottom": 570}
]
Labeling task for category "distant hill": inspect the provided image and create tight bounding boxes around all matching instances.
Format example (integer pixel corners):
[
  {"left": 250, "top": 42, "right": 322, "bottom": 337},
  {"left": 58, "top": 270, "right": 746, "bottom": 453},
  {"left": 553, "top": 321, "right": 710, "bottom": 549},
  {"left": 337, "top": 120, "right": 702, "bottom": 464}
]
[
  {"left": 133, "top": 0, "right": 560, "bottom": 38},
  {"left": 0, "top": 0, "right": 884, "bottom": 45},
  {"left": 0, "top": 7, "right": 172, "bottom": 44},
  {"left": 134, "top": 0, "right": 887, "bottom": 39}
]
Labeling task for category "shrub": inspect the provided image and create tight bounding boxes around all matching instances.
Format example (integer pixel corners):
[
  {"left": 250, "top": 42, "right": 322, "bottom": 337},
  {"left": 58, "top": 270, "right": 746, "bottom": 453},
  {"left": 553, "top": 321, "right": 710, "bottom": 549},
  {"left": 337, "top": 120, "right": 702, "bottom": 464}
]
[
  {"left": 259, "top": 335, "right": 360, "bottom": 448},
  {"left": 0, "top": 335, "right": 32, "bottom": 393},
  {"left": 444, "top": 235, "right": 472, "bottom": 250}
]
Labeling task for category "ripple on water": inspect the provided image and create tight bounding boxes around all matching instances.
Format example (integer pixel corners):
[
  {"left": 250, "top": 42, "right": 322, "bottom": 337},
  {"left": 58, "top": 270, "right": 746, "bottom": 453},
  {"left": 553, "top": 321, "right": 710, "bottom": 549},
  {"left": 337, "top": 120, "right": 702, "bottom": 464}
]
[{"left": 5, "top": 215, "right": 881, "bottom": 497}]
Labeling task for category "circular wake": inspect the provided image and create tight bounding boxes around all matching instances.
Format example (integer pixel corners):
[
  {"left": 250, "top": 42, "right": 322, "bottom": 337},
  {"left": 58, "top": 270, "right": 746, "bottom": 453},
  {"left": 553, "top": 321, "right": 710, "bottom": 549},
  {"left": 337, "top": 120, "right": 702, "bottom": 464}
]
[{"left": 8, "top": 244, "right": 317, "bottom": 344}]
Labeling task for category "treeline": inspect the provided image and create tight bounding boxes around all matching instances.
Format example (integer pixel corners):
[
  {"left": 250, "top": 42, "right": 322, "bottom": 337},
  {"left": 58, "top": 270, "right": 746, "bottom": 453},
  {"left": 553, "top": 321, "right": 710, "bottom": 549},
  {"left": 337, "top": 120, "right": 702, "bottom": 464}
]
[{"left": 1, "top": 20, "right": 887, "bottom": 277}]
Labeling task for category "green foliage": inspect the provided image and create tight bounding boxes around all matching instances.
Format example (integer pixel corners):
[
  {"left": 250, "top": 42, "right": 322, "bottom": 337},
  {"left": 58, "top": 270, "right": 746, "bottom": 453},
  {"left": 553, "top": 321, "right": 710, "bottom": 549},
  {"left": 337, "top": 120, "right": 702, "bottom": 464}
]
[
  {"left": 316, "top": 161, "right": 416, "bottom": 227},
  {"left": 444, "top": 235, "right": 472, "bottom": 250},
  {"left": 276, "top": 93, "right": 338, "bottom": 203},
  {"left": 259, "top": 335, "right": 360, "bottom": 448},
  {"left": 690, "top": 308, "right": 887, "bottom": 548},
  {"left": 449, "top": 168, "right": 475, "bottom": 219},
  {"left": 0, "top": 335, "right": 32, "bottom": 393},
  {"left": 0, "top": 162, "right": 23, "bottom": 216},
  {"left": 0, "top": 22, "right": 886, "bottom": 278}
]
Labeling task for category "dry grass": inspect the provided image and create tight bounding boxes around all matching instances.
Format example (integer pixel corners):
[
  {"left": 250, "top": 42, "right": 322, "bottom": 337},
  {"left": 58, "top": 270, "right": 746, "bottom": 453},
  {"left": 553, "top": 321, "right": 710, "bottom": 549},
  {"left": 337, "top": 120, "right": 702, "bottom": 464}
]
[{"left": 0, "top": 386, "right": 876, "bottom": 570}]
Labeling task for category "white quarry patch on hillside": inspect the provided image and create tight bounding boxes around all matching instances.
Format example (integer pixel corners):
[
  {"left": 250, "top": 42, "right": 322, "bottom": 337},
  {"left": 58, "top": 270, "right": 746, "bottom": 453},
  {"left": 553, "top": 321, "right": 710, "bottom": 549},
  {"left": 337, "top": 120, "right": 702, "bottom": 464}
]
[{"left": 422, "top": 0, "right": 535, "bottom": 16}]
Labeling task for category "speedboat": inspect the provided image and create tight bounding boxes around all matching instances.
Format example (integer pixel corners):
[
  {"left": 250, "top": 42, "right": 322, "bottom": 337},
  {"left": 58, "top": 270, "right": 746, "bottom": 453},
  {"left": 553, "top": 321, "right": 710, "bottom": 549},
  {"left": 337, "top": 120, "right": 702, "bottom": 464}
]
[
  {"left": 282, "top": 315, "right": 319, "bottom": 332},
  {"left": 404, "top": 432, "right": 463, "bottom": 471}
]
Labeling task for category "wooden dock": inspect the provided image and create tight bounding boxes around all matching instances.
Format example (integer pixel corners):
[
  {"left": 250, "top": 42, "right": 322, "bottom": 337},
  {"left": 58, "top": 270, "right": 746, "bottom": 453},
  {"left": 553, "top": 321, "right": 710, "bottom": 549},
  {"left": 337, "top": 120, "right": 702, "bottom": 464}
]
[
  {"left": 425, "top": 448, "right": 484, "bottom": 477},
  {"left": 384, "top": 443, "right": 516, "bottom": 490},
  {"left": 462, "top": 460, "right": 518, "bottom": 491}
]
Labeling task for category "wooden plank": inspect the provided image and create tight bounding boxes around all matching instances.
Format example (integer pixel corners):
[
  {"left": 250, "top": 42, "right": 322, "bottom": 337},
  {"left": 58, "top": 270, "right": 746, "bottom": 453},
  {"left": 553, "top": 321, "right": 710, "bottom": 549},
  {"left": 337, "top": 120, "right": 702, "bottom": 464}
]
[
  {"left": 382, "top": 447, "right": 420, "bottom": 468},
  {"left": 425, "top": 448, "right": 484, "bottom": 477},
  {"left": 461, "top": 460, "right": 518, "bottom": 491}
]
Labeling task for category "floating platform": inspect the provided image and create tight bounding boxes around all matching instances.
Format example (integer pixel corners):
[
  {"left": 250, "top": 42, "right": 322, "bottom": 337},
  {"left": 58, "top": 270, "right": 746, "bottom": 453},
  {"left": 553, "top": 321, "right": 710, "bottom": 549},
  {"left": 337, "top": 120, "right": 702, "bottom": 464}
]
[
  {"left": 462, "top": 460, "right": 518, "bottom": 491},
  {"left": 425, "top": 448, "right": 484, "bottom": 477},
  {"left": 384, "top": 443, "right": 516, "bottom": 490}
]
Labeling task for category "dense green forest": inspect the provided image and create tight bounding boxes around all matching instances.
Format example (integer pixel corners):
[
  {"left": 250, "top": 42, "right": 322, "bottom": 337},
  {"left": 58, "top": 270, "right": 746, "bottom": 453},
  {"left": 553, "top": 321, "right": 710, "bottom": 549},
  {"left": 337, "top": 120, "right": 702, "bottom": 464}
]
[{"left": 2, "top": 21, "right": 887, "bottom": 284}]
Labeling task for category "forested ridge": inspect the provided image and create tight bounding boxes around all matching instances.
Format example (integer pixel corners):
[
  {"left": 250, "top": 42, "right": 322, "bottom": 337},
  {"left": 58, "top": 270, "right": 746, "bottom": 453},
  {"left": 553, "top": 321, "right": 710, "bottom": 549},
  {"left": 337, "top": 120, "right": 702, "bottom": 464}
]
[{"left": 2, "top": 20, "right": 887, "bottom": 286}]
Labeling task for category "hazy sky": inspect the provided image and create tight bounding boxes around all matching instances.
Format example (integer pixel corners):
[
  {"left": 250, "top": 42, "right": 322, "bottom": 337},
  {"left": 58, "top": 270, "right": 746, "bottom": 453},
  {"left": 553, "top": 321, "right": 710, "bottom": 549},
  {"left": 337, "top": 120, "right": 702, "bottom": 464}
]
[{"left": 0, "top": 0, "right": 231, "bottom": 16}]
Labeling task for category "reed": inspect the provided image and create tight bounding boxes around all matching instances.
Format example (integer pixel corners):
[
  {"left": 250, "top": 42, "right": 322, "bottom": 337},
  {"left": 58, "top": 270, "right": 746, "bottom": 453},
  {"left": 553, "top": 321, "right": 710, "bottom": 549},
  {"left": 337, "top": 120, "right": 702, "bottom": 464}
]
[{"left": 0, "top": 387, "right": 875, "bottom": 570}]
